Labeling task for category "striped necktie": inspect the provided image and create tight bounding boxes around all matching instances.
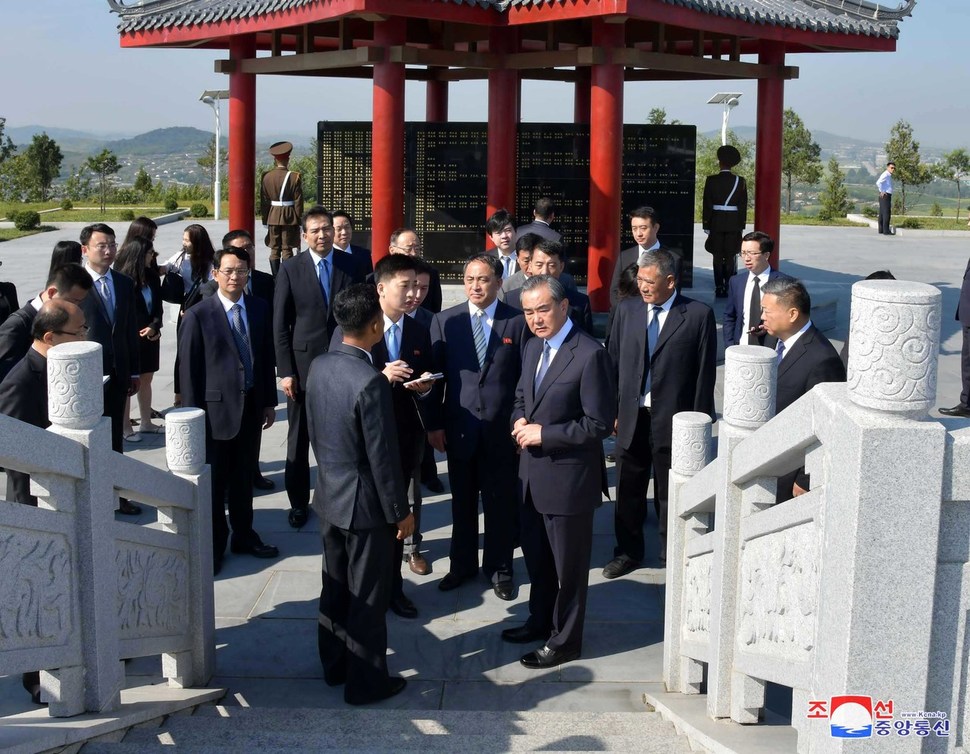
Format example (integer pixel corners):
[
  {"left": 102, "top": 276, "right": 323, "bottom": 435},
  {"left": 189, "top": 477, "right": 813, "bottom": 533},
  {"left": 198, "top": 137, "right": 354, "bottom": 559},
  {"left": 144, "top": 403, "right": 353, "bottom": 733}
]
[{"left": 471, "top": 309, "right": 487, "bottom": 369}]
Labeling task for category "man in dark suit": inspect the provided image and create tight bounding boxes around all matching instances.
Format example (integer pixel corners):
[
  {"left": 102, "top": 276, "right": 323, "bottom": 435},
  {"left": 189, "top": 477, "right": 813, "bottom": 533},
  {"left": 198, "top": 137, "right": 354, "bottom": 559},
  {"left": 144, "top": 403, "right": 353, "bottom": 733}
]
[
  {"left": 275, "top": 206, "right": 365, "bottom": 528},
  {"left": 428, "top": 254, "right": 528, "bottom": 600},
  {"left": 609, "top": 206, "right": 682, "bottom": 306},
  {"left": 515, "top": 197, "right": 561, "bottom": 244},
  {"left": 760, "top": 276, "right": 846, "bottom": 502},
  {"left": 722, "top": 231, "right": 786, "bottom": 348},
  {"left": 0, "top": 298, "right": 88, "bottom": 705},
  {"left": 0, "top": 263, "right": 91, "bottom": 382},
  {"left": 485, "top": 209, "right": 519, "bottom": 281},
  {"left": 387, "top": 228, "right": 442, "bottom": 313},
  {"left": 940, "top": 256, "right": 970, "bottom": 418},
  {"left": 180, "top": 245, "right": 279, "bottom": 574},
  {"left": 606, "top": 248, "right": 717, "bottom": 575},
  {"left": 306, "top": 284, "right": 413, "bottom": 706},
  {"left": 502, "top": 275, "right": 616, "bottom": 668},
  {"left": 501, "top": 233, "right": 575, "bottom": 303},
  {"left": 333, "top": 211, "right": 374, "bottom": 278},
  {"left": 80, "top": 223, "right": 142, "bottom": 515},
  {"left": 503, "top": 239, "right": 593, "bottom": 335},
  {"left": 702, "top": 144, "right": 748, "bottom": 298}
]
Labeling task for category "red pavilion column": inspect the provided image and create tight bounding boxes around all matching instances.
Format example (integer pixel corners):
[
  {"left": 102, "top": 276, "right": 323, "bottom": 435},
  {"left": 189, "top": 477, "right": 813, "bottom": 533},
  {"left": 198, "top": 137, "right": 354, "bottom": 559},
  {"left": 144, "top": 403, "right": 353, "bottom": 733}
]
[
  {"left": 372, "top": 18, "right": 406, "bottom": 263},
  {"left": 574, "top": 67, "right": 591, "bottom": 125},
  {"left": 426, "top": 79, "right": 449, "bottom": 122},
  {"left": 755, "top": 41, "right": 786, "bottom": 269},
  {"left": 588, "top": 20, "right": 624, "bottom": 312},
  {"left": 486, "top": 28, "right": 519, "bottom": 223},
  {"left": 228, "top": 35, "right": 256, "bottom": 239}
]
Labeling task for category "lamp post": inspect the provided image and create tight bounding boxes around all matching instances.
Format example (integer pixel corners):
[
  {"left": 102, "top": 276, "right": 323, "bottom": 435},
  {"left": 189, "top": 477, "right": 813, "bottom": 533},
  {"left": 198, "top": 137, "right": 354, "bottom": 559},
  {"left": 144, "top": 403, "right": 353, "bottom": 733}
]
[
  {"left": 199, "top": 90, "right": 229, "bottom": 220},
  {"left": 707, "top": 92, "right": 743, "bottom": 146}
]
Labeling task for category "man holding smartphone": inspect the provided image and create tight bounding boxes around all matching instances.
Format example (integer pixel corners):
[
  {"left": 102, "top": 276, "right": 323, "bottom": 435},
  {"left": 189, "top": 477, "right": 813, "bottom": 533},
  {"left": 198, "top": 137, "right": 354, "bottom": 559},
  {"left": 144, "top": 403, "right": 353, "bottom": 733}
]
[{"left": 722, "top": 230, "right": 787, "bottom": 349}]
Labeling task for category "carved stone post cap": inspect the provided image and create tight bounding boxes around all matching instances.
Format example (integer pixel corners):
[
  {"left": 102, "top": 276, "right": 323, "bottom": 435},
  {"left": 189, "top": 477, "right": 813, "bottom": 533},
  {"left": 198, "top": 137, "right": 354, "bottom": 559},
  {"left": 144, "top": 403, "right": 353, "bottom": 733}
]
[
  {"left": 47, "top": 341, "right": 104, "bottom": 430},
  {"left": 671, "top": 411, "right": 713, "bottom": 476},
  {"left": 165, "top": 408, "right": 207, "bottom": 475},
  {"left": 723, "top": 345, "right": 777, "bottom": 429},
  {"left": 848, "top": 280, "right": 941, "bottom": 418}
]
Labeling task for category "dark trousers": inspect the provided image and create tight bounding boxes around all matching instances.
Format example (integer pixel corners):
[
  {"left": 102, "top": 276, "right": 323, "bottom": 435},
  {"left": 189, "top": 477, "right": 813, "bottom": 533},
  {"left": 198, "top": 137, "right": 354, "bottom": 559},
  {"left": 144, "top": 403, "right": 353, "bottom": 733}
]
[
  {"left": 318, "top": 520, "right": 396, "bottom": 704},
  {"left": 104, "top": 374, "right": 128, "bottom": 453},
  {"left": 878, "top": 193, "right": 893, "bottom": 234},
  {"left": 446, "top": 443, "right": 517, "bottom": 582},
  {"left": 420, "top": 438, "right": 439, "bottom": 483},
  {"left": 284, "top": 392, "right": 311, "bottom": 511},
  {"left": 960, "top": 326, "right": 970, "bottom": 407},
  {"left": 208, "top": 390, "right": 260, "bottom": 559},
  {"left": 615, "top": 407, "right": 671, "bottom": 563},
  {"left": 520, "top": 489, "right": 594, "bottom": 652},
  {"left": 393, "top": 437, "right": 423, "bottom": 594}
]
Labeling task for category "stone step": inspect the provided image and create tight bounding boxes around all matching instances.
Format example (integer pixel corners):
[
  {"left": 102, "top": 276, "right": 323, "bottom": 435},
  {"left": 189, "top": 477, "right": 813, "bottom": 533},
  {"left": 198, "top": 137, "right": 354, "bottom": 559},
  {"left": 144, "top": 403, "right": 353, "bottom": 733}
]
[{"left": 94, "top": 707, "right": 696, "bottom": 752}]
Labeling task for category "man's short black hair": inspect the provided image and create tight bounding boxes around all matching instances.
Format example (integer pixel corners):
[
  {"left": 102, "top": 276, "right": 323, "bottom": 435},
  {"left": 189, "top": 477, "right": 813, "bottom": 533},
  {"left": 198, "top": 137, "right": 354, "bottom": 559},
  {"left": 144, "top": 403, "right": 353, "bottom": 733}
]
[
  {"left": 80, "top": 223, "right": 115, "bottom": 245},
  {"left": 301, "top": 205, "right": 333, "bottom": 231},
  {"left": 763, "top": 276, "right": 811, "bottom": 316},
  {"left": 534, "top": 197, "right": 556, "bottom": 220},
  {"left": 332, "top": 210, "right": 354, "bottom": 227},
  {"left": 630, "top": 206, "right": 660, "bottom": 224},
  {"left": 485, "top": 209, "right": 514, "bottom": 236},
  {"left": 223, "top": 229, "right": 255, "bottom": 247},
  {"left": 214, "top": 246, "right": 252, "bottom": 269},
  {"left": 887, "top": 161, "right": 896, "bottom": 168},
  {"left": 334, "top": 283, "right": 381, "bottom": 335},
  {"left": 413, "top": 258, "right": 434, "bottom": 278},
  {"left": 46, "top": 262, "right": 93, "bottom": 292},
  {"left": 534, "top": 239, "right": 565, "bottom": 261},
  {"left": 741, "top": 230, "right": 774, "bottom": 256},
  {"left": 374, "top": 253, "right": 420, "bottom": 283},
  {"left": 516, "top": 232, "right": 541, "bottom": 254},
  {"left": 465, "top": 253, "right": 502, "bottom": 278},
  {"left": 31, "top": 301, "right": 72, "bottom": 341}
]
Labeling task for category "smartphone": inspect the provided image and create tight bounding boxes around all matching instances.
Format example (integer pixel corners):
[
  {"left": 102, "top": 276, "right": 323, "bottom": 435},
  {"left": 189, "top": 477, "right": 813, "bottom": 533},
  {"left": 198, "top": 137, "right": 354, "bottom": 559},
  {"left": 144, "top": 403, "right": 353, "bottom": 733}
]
[{"left": 403, "top": 373, "right": 444, "bottom": 387}]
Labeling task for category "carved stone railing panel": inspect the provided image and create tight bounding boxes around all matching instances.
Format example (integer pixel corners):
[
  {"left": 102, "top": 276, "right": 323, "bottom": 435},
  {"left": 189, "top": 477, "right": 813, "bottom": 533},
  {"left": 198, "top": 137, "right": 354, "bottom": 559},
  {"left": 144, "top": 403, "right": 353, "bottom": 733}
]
[{"left": 116, "top": 543, "right": 189, "bottom": 639}]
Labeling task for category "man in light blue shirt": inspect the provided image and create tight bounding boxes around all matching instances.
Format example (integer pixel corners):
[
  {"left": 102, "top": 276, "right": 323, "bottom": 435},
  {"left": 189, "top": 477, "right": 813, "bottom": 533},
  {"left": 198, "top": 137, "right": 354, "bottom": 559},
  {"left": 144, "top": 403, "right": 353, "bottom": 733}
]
[{"left": 876, "top": 162, "right": 895, "bottom": 235}]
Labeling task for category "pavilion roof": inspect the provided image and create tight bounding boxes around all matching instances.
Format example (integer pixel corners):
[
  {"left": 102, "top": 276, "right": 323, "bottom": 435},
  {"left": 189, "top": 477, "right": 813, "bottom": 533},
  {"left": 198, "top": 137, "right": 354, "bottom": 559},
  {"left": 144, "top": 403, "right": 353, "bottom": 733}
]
[{"left": 108, "top": 0, "right": 913, "bottom": 39}]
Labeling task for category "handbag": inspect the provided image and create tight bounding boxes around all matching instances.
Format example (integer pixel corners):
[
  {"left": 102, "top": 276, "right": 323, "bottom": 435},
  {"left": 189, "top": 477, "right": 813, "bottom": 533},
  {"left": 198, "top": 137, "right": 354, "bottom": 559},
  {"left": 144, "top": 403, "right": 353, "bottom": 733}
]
[{"left": 160, "top": 251, "right": 187, "bottom": 304}]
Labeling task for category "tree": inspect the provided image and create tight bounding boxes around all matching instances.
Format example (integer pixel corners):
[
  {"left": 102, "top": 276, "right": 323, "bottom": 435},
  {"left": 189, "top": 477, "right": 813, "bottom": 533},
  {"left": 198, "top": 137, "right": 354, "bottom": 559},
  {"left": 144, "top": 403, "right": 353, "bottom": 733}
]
[
  {"left": 63, "top": 165, "right": 92, "bottom": 202},
  {"left": 932, "top": 148, "right": 970, "bottom": 221},
  {"left": 23, "top": 133, "right": 63, "bottom": 201},
  {"left": 781, "top": 108, "right": 822, "bottom": 214},
  {"left": 646, "top": 107, "right": 680, "bottom": 126},
  {"left": 884, "top": 120, "right": 932, "bottom": 216},
  {"left": 0, "top": 117, "right": 15, "bottom": 164},
  {"left": 197, "top": 136, "right": 227, "bottom": 200},
  {"left": 817, "top": 158, "right": 851, "bottom": 221},
  {"left": 695, "top": 130, "right": 755, "bottom": 219},
  {"left": 0, "top": 153, "right": 33, "bottom": 202},
  {"left": 85, "top": 149, "right": 121, "bottom": 213},
  {"left": 133, "top": 166, "right": 153, "bottom": 198}
]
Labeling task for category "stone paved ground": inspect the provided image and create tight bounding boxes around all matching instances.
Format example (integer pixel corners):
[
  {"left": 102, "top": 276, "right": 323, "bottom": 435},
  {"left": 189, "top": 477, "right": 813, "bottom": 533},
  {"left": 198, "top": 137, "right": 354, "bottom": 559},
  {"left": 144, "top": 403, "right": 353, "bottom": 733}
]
[{"left": 0, "top": 219, "right": 965, "bottom": 728}]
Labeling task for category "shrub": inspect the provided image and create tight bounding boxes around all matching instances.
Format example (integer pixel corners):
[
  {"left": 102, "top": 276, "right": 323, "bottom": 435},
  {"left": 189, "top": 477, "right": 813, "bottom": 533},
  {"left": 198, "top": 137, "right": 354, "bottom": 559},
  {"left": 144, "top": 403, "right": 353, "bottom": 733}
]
[
  {"left": 190, "top": 203, "right": 208, "bottom": 218},
  {"left": 899, "top": 217, "right": 923, "bottom": 229},
  {"left": 119, "top": 209, "right": 136, "bottom": 222},
  {"left": 60, "top": 199, "right": 73, "bottom": 211},
  {"left": 861, "top": 206, "right": 878, "bottom": 218},
  {"left": 12, "top": 210, "right": 40, "bottom": 231},
  {"left": 113, "top": 187, "right": 140, "bottom": 205},
  {"left": 164, "top": 198, "right": 178, "bottom": 212},
  {"left": 931, "top": 202, "right": 943, "bottom": 217}
]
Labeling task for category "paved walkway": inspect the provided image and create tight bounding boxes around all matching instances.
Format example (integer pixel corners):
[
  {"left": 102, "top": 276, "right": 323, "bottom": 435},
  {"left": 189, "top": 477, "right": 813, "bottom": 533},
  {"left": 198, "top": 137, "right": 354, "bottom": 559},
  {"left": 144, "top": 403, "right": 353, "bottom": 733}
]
[{"left": 0, "top": 220, "right": 966, "bottom": 728}]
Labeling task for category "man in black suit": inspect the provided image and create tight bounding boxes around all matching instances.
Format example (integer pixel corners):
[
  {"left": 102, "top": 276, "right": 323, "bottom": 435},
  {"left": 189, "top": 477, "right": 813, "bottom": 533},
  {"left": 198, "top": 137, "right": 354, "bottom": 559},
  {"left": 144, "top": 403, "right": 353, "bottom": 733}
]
[
  {"left": 0, "top": 263, "right": 91, "bottom": 382},
  {"left": 605, "top": 248, "right": 717, "bottom": 575},
  {"left": 428, "top": 254, "right": 528, "bottom": 600},
  {"left": 306, "top": 284, "right": 413, "bottom": 706},
  {"left": 722, "top": 231, "right": 786, "bottom": 348},
  {"left": 275, "top": 206, "right": 365, "bottom": 528},
  {"left": 387, "top": 228, "right": 442, "bottom": 313},
  {"left": 180, "top": 245, "right": 279, "bottom": 574},
  {"left": 485, "top": 209, "right": 519, "bottom": 281},
  {"left": 502, "top": 275, "right": 616, "bottom": 668},
  {"left": 760, "top": 276, "right": 846, "bottom": 502},
  {"left": 515, "top": 197, "right": 561, "bottom": 244},
  {"left": 940, "top": 256, "right": 970, "bottom": 418},
  {"left": 503, "top": 240, "right": 593, "bottom": 334},
  {"left": 702, "top": 144, "right": 748, "bottom": 298},
  {"left": 333, "top": 211, "right": 374, "bottom": 277},
  {"left": 609, "top": 206, "right": 682, "bottom": 306},
  {"left": 0, "top": 298, "right": 88, "bottom": 705},
  {"left": 80, "top": 223, "right": 142, "bottom": 515}
]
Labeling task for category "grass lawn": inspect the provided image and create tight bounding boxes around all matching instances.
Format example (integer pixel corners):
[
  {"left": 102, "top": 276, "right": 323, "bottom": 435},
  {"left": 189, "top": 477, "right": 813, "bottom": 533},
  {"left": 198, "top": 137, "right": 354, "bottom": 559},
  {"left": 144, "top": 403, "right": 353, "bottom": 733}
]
[{"left": 0, "top": 225, "right": 57, "bottom": 242}]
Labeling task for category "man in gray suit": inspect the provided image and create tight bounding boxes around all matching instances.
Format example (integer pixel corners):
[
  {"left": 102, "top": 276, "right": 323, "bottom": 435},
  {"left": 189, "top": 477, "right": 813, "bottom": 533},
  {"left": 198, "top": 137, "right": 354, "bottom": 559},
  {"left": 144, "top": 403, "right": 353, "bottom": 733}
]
[{"left": 306, "top": 284, "right": 414, "bottom": 706}]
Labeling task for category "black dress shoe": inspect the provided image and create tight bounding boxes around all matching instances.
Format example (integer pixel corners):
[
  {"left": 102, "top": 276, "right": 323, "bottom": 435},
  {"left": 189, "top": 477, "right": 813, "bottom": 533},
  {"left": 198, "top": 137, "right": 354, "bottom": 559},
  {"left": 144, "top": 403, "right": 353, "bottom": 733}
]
[
  {"left": 520, "top": 645, "right": 581, "bottom": 669},
  {"left": 602, "top": 555, "right": 640, "bottom": 579},
  {"left": 493, "top": 580, "right": 515, "bottom": 601},
  {"left": 253, "top": 475, "right": 275, "bottom": 490},
  {"left": 940, "top": 404, "right": 970, "bottom": 417},
  {"left": 288, "top": 507, "right": 309, "bottom": 528},
  {"left": 438, "top": 572, "right": 468, "bottom": 591},
  {"left": 423, "top": 477, "right": 445, "bottom": 494},
  {"left": 117, "top": 499, "right": 142, "bottom": 516},
  {"left": 501, "top": 625, "right": 549, "bottom": 644},
  {"left": 230, "top": 541, "right": 279, "bottom": 558},
  {"left": 389, "top": 592, "right": 418, "bottom": 619},
  {"left": 346, "top": 677, "right": 407, "bottom": 706}
]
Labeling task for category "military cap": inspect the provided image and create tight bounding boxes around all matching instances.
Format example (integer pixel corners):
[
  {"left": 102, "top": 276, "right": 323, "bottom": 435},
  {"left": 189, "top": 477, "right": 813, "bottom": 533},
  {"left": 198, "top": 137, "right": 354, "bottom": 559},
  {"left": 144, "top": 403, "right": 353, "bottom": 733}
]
[
  {"left": 269, "top": 141, "right": 293, "bottom": 157},
  {"left": 716, "top": 144, "right": 741, "bottom": 168}
]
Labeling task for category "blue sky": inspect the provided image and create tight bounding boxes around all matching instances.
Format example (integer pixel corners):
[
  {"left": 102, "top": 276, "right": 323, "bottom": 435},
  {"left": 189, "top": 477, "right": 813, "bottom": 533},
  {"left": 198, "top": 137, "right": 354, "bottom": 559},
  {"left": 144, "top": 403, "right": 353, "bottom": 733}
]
[{"left": 1, "top": 1, "right": 964, "bottom": 148}]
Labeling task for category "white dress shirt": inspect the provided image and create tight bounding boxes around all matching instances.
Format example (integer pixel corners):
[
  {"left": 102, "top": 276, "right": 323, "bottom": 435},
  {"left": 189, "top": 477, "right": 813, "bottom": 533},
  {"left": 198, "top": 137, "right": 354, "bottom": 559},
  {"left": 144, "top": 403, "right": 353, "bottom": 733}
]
[
  {"left": 534, "top": 318, "right": 573, "bottom": 383},
  {"left": 777, "top": 319, "right": 814, "bottom": 359},
  {"left": 741, "top": 269, "right": 771, "bottom": 335},
  {"left": 467, "top": 298, "right": 499, "bottom": 344}
]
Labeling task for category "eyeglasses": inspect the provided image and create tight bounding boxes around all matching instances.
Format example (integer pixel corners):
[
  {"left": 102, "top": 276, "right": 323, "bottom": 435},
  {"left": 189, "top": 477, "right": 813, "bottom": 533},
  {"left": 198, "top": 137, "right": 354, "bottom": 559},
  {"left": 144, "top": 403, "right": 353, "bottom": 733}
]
[
  {"left": 739, "top": 250, "right": 767, "bottom": 259},
  {"left": 393, "top": 244, "right": 423, "bottom": 252},
  {"left": 90, "top": 243, "right": 117, "bottom": 252},
  {"left": 53, "top": 325, "right": 89, "bottom": 336},
  {"left": 218, "top": 268, "right": 250, "bottom": 279}
]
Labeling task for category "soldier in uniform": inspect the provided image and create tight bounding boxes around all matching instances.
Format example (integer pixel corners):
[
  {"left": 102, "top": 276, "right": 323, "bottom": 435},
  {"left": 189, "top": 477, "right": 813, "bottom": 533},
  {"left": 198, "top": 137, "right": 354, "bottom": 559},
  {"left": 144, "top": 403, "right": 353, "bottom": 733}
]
[
  {"left": 702, "top": 144, "right": 748, "bottom": 298},
  {"left": 261, "top": 141, "right": 304, "bottom": 277}
]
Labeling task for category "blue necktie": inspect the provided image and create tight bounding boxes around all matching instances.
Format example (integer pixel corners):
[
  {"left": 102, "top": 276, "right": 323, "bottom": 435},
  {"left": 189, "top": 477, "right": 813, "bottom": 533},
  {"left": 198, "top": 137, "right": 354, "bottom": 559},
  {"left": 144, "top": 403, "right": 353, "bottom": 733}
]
[
  {"left": 471, "top": 310, "right": 487, "bottom": 369},
  {"left": 318, "top": 258, "right": 331, "bottom": 307},
  {"left": 230, "top": 304, "right": 254, "bottom": 390},
  {"left": 643, "top": 305, "right": 661, "bottom": 396},
  {"left": 387, "top": 322, "right": 400, "bottom": 361},
  {"left": 99, "top": 276, "right": 114, "bottom": 325},
  {"left": 776, "top": 339, "right": 786, "bottom": 364},
  {"left": 534, "top": 340, "right": 551, "bottom": 392},
  {"left": 503, "top": 256, "right": 512, "bottom": 279}
]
